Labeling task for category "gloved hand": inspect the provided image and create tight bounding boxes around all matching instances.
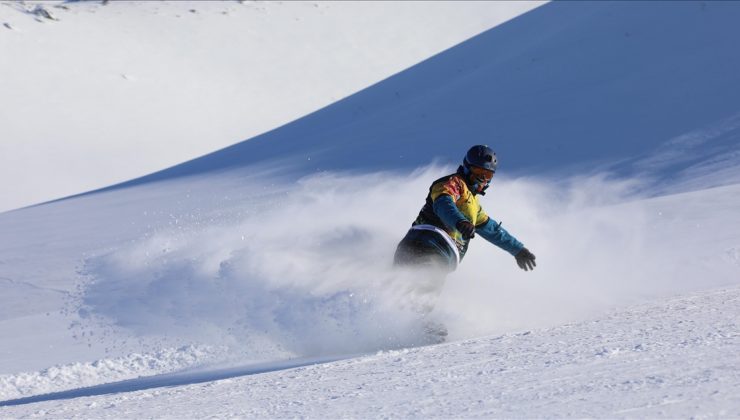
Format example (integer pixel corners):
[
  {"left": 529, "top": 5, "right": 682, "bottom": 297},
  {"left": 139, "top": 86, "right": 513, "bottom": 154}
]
[
  {"left": 515, "top": 248, "right": 536, "bottom": 271},
  {"left": 456, "top": 220, "right": 476, "bottom": 239}
]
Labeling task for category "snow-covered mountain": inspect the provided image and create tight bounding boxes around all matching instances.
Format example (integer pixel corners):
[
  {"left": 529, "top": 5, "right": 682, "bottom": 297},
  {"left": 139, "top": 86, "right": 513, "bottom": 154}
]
[
  {"left": 0, "top": 0, "right": 542, "bottom": 212},
  {"left": 82, "top": 1, "right": 740, "bottom": 197},
  {"left": 1, "top": 1, "right": 739, "bottom": 417}
]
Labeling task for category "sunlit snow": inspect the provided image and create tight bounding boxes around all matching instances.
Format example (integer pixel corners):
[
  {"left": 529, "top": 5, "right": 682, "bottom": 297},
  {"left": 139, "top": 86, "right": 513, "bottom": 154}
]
[{"left": 1, "top": 0, "right": 739, "bottom": 418}]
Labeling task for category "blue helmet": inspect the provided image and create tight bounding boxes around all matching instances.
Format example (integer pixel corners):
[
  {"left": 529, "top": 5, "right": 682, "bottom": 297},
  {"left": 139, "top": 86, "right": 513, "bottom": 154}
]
[{"left": 463, "top": 145, "right": 497, "bottom": 172}]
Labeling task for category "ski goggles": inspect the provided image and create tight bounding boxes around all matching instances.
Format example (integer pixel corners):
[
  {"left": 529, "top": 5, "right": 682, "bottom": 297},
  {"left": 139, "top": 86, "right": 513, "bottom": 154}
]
[{"left": 468, "top": 165, "right": 494, "bottom": 182}]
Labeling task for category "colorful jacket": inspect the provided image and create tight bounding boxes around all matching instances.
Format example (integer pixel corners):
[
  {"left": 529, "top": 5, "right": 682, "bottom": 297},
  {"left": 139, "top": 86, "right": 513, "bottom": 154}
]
[{"left": 413, "top": 169, "right": 524, "bottom": 259}]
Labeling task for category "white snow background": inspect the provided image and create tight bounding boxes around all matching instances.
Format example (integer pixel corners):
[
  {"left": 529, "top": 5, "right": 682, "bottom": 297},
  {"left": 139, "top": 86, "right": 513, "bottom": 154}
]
[
  {"left": 0, "top": 0, "right": 542, "bottom": 213},
  {"left": 1, "top": 1, "right": 740, "bottom": 418}
]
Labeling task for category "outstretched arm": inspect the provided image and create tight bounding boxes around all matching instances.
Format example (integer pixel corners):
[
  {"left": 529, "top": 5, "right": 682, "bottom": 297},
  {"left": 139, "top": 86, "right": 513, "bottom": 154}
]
[
  {"left": 476, "top": 218, "right": 524, "bottom": 256},
  {"left": 477, "top": 218, "right": 536, "bottom": 271}
]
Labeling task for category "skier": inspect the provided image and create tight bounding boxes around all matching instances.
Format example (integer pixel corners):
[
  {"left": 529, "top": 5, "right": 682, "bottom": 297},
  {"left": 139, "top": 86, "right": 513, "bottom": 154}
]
[{"left": 394, "top": 144, "right": 536, "bottom": 281}]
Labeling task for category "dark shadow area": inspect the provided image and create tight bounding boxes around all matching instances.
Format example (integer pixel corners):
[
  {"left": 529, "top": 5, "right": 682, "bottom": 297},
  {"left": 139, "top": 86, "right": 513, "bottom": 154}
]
[{"left": 0, "top": 354, "right": 350, "bottom": 408}]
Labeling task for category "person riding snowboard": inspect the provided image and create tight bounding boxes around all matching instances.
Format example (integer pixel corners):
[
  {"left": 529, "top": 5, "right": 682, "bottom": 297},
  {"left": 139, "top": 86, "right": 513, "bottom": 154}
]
[{"left": 394, "top": 145, "right": 536, "bottom": 275}]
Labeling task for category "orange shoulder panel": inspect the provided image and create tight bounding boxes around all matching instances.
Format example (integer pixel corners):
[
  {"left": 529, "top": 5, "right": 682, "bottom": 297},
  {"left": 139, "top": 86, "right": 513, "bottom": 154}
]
[{"left": 430, "top": 175, "right": 466, "bottom": 202}]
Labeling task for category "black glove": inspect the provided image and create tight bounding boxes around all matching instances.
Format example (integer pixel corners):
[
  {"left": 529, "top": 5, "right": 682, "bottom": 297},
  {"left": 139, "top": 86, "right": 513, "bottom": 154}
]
[
  {"left": 456, "top": 220, "right": 476, "bottom": 239},
  {"left": 515, "top": 248, "right": 536, "bottom": 271}
]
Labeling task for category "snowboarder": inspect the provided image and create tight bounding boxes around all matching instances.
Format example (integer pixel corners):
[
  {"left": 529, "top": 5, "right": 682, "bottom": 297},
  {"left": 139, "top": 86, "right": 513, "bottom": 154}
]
[{"left": 394, "top": 145, "right": 536, "bottom": 276}]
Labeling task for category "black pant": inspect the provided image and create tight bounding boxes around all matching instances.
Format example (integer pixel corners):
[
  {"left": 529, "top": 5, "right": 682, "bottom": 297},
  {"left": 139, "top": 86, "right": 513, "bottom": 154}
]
[{"left": 393, "top": 228, "right": 457, "bottom": 272}]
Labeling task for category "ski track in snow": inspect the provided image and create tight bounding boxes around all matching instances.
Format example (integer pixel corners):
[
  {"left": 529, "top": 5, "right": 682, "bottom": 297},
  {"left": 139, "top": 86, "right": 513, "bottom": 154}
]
[
  {"left": 0, "top": 345, "right": 228, "bottom": 402},
  {"left": 1, "top": 285, "right": 738, "bottom": 418}
]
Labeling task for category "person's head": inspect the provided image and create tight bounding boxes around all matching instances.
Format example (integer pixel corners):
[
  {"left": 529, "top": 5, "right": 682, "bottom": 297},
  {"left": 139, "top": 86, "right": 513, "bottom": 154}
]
[{"left": 461, "top": 145, "right": 497, "bottom": 194}]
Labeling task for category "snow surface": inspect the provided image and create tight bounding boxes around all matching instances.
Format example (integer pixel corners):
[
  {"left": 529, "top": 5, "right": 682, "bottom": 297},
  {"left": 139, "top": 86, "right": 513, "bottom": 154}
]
[
  {"left": 1, "top": 0, "right": 740, "bottom": 417},
  {"left": 89, "top": 0, "right": 740, "bottom": 197},
  {"left": 0, "top": 0, "right": 542, "bottom": 212},
  {"left": 1, "top": 169, "right": 739, "bottom": 415},
  {"left": 2, "top": 285, "right": 738, "bottom": 417}
]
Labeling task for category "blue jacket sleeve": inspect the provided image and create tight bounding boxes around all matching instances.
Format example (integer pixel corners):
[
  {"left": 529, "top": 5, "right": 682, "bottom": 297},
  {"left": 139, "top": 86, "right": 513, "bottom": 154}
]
[
  {"left": 432, "top": 195, "right": 467, "bottom": 230},
  {"left": 477, "top": 218, "right": 525, "bottom": 256}
]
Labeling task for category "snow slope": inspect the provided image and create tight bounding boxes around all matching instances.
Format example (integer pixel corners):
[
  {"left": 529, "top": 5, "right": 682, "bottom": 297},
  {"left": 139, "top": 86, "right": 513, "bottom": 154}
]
[
  {"left": 2, "top": 284, "right": 738, "bottom": 417},
  {"left": 85, "top": 0, "right": 740, "bottom": 197},
  {"left": 0, "top": 0, "right": 542, "bottom": 212},
  {"left": 1, "top": 1, "right": 740, "bottom": 417},
  {"left": 1, "top": 170, "right": 738, "bottom": 407}
]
